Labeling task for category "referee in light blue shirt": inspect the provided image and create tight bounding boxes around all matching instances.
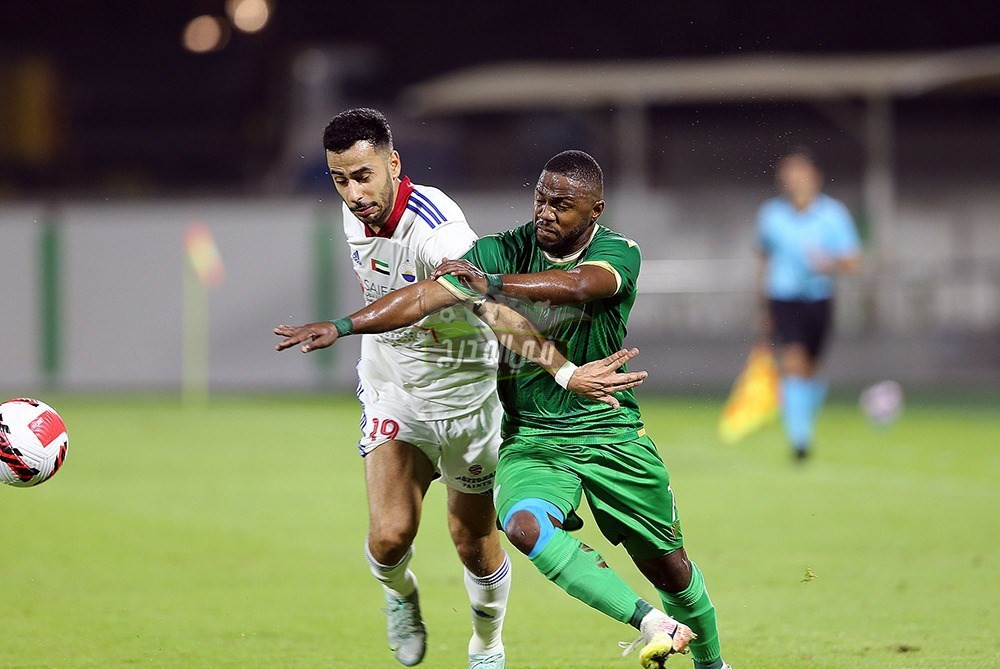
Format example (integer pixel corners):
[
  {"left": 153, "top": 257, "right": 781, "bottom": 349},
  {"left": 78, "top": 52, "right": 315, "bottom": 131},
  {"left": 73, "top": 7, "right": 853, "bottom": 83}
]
[{"left": 756, "top": 148, "right": 862, "bottom": 461}]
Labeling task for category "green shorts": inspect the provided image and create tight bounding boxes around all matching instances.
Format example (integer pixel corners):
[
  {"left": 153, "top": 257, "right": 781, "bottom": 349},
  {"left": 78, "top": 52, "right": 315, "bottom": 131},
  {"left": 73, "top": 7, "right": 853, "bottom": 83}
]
[{"left": 494, "top": 432, "right": 684, "bottom": 560}]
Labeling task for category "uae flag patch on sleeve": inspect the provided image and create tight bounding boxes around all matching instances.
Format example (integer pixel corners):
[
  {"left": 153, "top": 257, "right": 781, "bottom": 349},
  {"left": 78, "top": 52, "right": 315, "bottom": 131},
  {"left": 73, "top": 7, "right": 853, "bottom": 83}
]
[{"left": 371, "top": 258, "right": 391, "bottom": 275}]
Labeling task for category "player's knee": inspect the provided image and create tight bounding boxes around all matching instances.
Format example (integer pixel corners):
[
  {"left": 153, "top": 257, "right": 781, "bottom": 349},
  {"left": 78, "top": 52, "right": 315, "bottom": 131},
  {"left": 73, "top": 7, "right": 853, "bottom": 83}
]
[
  {"left": 663, "top": 551, "right": 693, "bottom": 593},
  {"left": 637, "top": 548, "right": 692, "bottom": 593},
  {"left": 780, "top": 344, "right": 812, "bottom": 376},
  {"left": 503, "top": 511, "right": 540, "bottom": 556},
  {"left": 368, "top": 521, "right": 417, "bottom": 564},
  {"left": 502, "top": 499, "right": 564, "bottom": 559}
]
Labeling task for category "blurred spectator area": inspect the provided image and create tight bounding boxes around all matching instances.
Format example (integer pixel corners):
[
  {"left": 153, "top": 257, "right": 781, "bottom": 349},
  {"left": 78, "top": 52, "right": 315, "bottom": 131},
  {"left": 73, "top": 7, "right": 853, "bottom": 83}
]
[
  {"left": 1, "top": 39, "right": 998, "bottom": 392},
  {"left": 0, "top": 57, "right": 63, "bottom": 192}
]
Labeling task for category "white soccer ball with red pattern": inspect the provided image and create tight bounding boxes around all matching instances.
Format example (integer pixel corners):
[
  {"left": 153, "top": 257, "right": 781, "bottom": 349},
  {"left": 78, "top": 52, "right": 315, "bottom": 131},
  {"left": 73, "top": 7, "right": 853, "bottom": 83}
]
[{"left": 0, "top": 398, "right": 69, "bottom": 487}]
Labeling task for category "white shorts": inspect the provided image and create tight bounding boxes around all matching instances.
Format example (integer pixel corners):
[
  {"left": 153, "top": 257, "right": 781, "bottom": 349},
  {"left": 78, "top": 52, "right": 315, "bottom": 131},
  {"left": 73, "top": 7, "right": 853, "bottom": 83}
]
[{"left": 356, "top": 382, "right": 502, "bottom": 495}]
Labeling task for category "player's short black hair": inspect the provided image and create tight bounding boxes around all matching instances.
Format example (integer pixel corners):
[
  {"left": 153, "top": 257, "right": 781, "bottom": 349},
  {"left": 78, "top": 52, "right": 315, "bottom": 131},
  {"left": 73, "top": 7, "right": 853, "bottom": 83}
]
[
  {"left": 780, "top": 145, "right": 818, "bottom": 166},
  {"left": 323, "top": 108, "right": 393, "bottom": 153},
  {"left": 542, "top": 150, "right": 604, "bottom": 194}
]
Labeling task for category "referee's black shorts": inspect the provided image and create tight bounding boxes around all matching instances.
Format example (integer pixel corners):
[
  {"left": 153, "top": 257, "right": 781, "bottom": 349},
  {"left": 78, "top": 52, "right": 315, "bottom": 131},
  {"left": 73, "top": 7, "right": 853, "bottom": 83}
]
[{"left": 768, "top": 298, "right": 833, "bottom": 360}]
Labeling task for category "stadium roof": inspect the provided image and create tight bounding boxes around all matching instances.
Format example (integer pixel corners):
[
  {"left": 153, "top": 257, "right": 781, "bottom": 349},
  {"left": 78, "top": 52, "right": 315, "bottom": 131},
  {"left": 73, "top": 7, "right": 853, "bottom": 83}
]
[
  {"left": 402, "top": 48, "right": 1000, "bottom": 114},
  {"left": 401, "top": 47, "right": 1000, "bottom": 291}
]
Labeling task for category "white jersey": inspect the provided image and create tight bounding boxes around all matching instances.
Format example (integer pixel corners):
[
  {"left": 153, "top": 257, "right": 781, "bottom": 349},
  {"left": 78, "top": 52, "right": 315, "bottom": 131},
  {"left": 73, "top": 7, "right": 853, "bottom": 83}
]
[{"left": 344, "top": 177, "right": 498, "bottom": 420}]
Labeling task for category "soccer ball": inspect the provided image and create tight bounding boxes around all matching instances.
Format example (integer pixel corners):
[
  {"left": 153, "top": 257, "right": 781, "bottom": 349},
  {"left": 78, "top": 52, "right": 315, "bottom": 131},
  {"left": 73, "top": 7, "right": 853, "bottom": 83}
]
[
  {"left": 859, "top": 381, "right": 904, "bottom": 427},
  {"left": 0, "top": 398, "right": 69, "bottom": 487}
]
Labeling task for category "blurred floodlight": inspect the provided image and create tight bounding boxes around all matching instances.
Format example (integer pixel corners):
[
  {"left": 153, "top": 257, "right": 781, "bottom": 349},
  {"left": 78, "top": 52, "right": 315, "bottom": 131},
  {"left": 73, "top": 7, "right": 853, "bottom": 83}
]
[
  {"left": 226, "top": 0, "right": 271, "bottom": 34},
  {"left": 182, "top": 15, "right": 230, "bottom": 53}
]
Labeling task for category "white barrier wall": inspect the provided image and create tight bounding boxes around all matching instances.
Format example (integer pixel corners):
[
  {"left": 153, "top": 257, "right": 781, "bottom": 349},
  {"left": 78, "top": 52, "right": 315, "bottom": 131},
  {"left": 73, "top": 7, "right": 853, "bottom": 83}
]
[
  {"left": 1, "top": 187, "right": 998, "bottom": 393},
  {"left": 0, "top": 204, "right": 44, "bottom": 389},
  {"left": 1, "top": 200, "right": 362, "bottom": 393}
]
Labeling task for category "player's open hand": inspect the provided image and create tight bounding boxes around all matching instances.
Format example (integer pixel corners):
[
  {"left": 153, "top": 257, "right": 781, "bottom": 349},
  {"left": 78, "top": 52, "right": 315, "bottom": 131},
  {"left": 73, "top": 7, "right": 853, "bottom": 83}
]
[
  {"left": 568, "top": 348, "right": 647, "bottom": 409},
  {"left": 273, "top": 322, "right": 339, "bottom": 353},
  {"left": 431, "top": 258, "right": 489, "bottom": 295}
]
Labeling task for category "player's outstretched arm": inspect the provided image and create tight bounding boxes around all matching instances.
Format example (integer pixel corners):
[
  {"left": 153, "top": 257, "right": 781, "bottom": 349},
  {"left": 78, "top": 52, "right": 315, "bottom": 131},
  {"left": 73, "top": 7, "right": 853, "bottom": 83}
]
[
  {"left": 473, "top": 300, "right": 646, "bottom": 409},
  {"left": 274, "top": 279, "right": 460, "bottom": 353},
  {"left": 432, "top": 258, "right": 617, "bottom": 305}
]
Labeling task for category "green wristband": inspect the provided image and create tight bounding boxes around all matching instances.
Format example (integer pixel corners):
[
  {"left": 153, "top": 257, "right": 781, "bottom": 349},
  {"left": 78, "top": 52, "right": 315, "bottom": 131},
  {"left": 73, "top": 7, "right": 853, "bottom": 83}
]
[
  {"left": 486, "top": 273, "right": 503, "bottom": 296},
  {"left": 332, "top": 317, "right": 354, "bottom": 337}
]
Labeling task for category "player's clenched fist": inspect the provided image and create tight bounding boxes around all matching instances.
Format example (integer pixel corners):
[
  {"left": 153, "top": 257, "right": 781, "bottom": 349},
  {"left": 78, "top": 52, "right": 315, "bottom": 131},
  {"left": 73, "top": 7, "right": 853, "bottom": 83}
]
[{"left": 274, "top": 322, "right": 339, "bottom": 353}]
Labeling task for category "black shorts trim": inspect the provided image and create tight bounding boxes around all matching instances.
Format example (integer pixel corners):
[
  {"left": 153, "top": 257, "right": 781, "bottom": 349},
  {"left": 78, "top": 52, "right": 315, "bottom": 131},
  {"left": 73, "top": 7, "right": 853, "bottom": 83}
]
[{"left": 769, "top": 298, "right": 833, "bottom": 360}]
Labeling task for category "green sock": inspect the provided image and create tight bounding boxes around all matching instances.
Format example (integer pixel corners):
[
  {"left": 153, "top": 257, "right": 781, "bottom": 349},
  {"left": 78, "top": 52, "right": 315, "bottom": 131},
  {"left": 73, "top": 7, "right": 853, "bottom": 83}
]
[
  {"left": 530, "top": 528, "right": 647, "bottom": 625},
  {"left": 657, "top": 562, "right": 723, "bottom": 669}
]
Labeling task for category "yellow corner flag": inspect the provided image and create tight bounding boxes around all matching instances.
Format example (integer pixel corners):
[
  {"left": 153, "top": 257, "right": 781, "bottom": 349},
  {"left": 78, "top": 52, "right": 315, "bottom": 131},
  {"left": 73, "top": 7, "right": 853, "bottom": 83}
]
[
  {"left": 718, "top": 344, "right": 781, "bottom": 444},
  {"left": 184, "top": 222, "right": 225, "bottom": 289}
]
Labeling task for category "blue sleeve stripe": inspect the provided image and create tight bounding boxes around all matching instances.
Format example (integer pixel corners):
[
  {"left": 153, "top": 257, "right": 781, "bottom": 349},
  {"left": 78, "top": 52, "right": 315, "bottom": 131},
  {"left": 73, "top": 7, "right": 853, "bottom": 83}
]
[
  {"left": 410, "top": 189, "right": 447, "bottom": 224},
  {"left": 409, "top": 198, "right": 444, "bottom": 227},
  {"left": 406, "top": 204, "right": 437, "bottom": 229}
]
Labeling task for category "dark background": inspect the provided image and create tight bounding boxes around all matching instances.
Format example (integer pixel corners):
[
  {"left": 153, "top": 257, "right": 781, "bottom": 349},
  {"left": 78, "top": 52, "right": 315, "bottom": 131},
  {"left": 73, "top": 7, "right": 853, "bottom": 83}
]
[{"left": 2, "top": 1, "right": 999, "bottom": 194}]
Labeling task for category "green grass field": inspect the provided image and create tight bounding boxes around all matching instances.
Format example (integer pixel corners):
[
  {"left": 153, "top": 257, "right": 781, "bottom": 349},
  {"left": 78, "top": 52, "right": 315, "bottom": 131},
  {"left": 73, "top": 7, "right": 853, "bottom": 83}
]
[{"left": 2, "top": 395, "right": 998, "bottom": 668}]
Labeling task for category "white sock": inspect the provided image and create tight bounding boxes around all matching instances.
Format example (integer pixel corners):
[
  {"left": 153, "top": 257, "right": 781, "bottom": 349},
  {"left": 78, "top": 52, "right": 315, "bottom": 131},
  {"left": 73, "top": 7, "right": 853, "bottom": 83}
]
[
  {"left": 365, "top": 537, "right": 417, "bottom": 597},
  {"left": 464, "top": 552, "right": 511, "bottom": 655}
]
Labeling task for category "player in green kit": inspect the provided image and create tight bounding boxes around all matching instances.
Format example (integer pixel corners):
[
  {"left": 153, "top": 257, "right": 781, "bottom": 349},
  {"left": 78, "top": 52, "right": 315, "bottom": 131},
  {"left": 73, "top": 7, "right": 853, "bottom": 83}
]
[{"left": 275, "top": 151, "right": 729, "bottom": 669}]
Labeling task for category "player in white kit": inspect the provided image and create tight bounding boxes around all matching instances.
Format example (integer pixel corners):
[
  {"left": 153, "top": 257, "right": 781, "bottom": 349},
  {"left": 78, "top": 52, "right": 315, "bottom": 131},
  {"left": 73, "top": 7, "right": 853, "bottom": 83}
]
[{"left": 275, "top": 109, "right": 647, "bottom": 669}]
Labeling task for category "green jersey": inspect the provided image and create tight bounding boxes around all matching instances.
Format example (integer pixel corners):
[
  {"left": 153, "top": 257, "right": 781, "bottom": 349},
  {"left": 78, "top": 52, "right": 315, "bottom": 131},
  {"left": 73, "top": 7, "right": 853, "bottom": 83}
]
[{"left": 438, "top": 223, "right": 644, "bottom": 445}]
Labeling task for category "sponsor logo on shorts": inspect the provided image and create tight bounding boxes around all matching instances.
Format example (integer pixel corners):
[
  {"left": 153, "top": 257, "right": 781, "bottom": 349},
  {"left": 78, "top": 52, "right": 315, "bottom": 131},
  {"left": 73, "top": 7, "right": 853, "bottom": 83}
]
[{"left": 455, "top": 472, "right": 494, "bottom": 488}]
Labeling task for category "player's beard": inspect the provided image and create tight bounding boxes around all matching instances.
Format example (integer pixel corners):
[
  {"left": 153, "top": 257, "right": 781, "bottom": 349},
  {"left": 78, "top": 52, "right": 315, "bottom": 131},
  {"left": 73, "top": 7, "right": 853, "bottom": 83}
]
[
  {"left": 354, "top": 171, "right": 397, "bottom": 228},
  {"left": 535, "top": 218, "right": 594, "bottom": 257}
]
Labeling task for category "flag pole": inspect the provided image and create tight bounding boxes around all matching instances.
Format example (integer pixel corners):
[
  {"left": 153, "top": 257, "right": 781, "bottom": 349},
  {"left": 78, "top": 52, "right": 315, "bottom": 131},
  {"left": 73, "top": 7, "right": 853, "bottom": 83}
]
[
  {"left": 181, "top": 259, "right": 210, "bottom": 406},
  {"left": 182, "top": 222, "right": 225, "bottom": 406}
]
